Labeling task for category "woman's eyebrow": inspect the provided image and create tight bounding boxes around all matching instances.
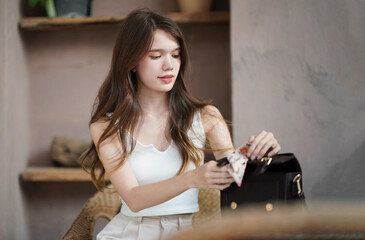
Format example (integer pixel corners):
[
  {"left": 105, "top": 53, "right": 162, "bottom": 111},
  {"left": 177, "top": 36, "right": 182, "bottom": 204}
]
[{"left": 149, "top": 48, "right": 180, "bottom": 52}]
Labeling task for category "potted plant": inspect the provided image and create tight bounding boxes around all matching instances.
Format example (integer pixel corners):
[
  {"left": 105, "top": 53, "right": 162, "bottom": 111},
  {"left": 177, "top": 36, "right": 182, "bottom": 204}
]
[
  {"left": 28, "top": 0, "right": 56, "bottom": 18},
  {"left": 28, "top": 0, "right": 91, "bottom": 18}
]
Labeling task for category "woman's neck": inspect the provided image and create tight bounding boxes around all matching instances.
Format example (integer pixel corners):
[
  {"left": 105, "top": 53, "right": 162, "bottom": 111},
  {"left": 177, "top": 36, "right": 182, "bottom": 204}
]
[{"left": 137, "top": 90, "right": 169, "bottom": 116}]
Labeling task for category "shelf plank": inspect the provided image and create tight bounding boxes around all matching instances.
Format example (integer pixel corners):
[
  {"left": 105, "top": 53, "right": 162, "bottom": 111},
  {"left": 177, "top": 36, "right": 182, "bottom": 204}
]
[
  {"left": 20, "top": 11, "right": 229, "bottom": 31},
  {"left": 22, "top": 167, "right": 108, "bottom": 182},
  {"left": 165, "top": 11, "right": 229, "bottom": 24},
  {"left": 20, "top": 16, "right": 126, "bottom": 31}
]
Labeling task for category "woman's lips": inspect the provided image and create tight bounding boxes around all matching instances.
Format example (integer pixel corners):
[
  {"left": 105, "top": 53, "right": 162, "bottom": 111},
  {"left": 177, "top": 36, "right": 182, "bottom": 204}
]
[{"left": 159, "top": 75, "right": 174, "bottom": 83}]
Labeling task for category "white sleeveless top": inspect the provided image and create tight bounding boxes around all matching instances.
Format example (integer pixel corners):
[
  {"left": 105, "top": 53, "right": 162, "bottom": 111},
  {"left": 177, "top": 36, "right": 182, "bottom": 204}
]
[{"left": 120, "top": 110, "right": 206, "bottom": 217}]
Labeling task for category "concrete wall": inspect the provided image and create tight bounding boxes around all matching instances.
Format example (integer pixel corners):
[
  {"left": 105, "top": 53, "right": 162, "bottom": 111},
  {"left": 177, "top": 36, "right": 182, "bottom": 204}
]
[
  {"left": 0, "top": 0, "right": 29, "bottom": 239},
  {"left": 231, "top": 0, "right": 365, "bottom": 201}
]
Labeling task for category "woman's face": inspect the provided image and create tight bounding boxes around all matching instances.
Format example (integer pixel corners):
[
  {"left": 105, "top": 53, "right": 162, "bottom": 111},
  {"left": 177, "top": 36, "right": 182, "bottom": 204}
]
[{"left": 135, "top": 29, "right": 181, "bottom": 95}]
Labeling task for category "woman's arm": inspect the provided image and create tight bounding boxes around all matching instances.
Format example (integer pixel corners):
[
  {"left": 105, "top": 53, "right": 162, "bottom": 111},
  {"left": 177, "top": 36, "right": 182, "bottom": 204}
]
[
  {"left": 200, "top": 105, "right": 235, "bottom": 160},
  {"left": 200, "top": 105, "right": 281, "bottom": 161}
]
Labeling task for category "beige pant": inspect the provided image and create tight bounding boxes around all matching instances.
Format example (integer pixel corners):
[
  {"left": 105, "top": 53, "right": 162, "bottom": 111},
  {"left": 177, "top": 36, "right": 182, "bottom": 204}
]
[{"left": 97, "top": 212, "right": 193, "bottom": 240}]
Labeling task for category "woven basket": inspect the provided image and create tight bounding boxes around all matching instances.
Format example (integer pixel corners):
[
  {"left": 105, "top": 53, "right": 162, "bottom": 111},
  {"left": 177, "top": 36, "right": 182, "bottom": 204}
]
[
  {"left": 192, "top": 189, "right": 221, "bottom": 225},
  {"left": 62, "top": 186, "right": 121, "bottom": 240}
]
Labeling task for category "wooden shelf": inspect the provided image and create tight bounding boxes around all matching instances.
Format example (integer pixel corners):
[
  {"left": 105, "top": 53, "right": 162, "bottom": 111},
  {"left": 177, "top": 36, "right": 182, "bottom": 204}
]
[
  {"left": 165, "top": 11, "right": 229, "bottom": 24},
  {"left": 21, "top": 167, "right": 108, "bottom": 182},
  {"left": 20, "top": 11, "right": 229, "bottom": 31}
]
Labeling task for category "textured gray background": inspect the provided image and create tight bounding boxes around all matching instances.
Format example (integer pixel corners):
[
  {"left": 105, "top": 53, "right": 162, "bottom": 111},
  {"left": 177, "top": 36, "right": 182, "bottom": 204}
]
[{"left": 231, "top": 0, "right": 365, "bottom": 201}]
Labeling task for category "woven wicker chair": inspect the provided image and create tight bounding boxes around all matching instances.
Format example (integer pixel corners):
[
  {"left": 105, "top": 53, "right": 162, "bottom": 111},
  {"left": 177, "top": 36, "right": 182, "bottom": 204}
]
[{"left": 62, "top": 187, "right": 220, "bottom": 240}]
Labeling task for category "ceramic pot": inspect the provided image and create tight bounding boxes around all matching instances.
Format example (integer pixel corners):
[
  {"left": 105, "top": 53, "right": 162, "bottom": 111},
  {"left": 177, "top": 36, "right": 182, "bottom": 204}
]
[
  {"left": 54, "top": 0, "right": 91, "bottom": 17},
  {"left": 177, "top": 0, "right": 212, "bottom": 13}
]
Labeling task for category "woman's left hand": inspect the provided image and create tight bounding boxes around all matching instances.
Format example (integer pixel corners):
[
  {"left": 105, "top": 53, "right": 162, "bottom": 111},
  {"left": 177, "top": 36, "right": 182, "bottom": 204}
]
[{"left": 246, "top": 130, "right": 281, "bottom": 160}]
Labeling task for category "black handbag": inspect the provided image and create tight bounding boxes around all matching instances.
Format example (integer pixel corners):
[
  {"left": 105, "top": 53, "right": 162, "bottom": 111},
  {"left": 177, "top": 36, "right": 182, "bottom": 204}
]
[{"left": 220, "top": 153, "right": 305, "bottom": 212}]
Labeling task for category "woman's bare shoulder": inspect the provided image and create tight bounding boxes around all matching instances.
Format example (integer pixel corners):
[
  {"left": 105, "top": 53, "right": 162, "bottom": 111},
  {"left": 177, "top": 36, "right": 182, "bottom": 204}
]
[
  {"left": 200, "top": 105, "right": 225, "bottom": 134},
  {"left": 90, "top": 117, "right": 112, "bottom": 143},
  {"left": 200, "top": 105, "right": 223, "bottom": 120}
]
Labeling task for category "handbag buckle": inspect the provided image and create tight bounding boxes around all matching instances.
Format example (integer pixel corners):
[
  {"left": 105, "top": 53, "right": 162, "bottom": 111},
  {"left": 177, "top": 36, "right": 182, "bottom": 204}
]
[
  {"left": 254, "top": 157, "right": 272, "bottom": 175},
  {"left": 293, "top": 174, "right": 303, "bottom": 197},
  {"left": 261, "top": 157, "right": 272, "bottom": 165}
]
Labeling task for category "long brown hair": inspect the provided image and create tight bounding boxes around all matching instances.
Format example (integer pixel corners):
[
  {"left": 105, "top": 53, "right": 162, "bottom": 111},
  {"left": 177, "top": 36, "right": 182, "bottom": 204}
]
[{"left": 81, "top": 9, "right": 210, "bottom": 190}]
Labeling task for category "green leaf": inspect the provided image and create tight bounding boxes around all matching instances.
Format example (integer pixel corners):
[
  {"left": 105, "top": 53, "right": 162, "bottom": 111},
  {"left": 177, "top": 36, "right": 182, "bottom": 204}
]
[
  {"left": 40, "top": 0, "right": 46, "bottom": 9},
  {"left": 45, "top": 0, "right": 56, "bottom": 18},
  {"left": 28, "top": 0, "right": 39, "bottom": 8}
]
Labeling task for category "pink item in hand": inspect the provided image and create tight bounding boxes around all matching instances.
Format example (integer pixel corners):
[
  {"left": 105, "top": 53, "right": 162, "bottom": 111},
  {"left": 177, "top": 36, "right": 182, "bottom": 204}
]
[{"left": 226, "top": 149, "right": 248, "bottom": 187}]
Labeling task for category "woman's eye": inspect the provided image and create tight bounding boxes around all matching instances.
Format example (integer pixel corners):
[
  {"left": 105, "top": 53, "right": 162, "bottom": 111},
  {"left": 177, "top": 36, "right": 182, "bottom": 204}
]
[
  {"left": 172, "top": 54, "right": 180, "bottom": 58},
  {"left": 150, "top": 56, "right": 161, "bottom": 59}
]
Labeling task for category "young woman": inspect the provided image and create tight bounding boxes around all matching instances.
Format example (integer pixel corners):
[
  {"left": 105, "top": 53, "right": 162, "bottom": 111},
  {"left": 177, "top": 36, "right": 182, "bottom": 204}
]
[{"left": 82, "top": 9, "right": 281, "bottom": 240}]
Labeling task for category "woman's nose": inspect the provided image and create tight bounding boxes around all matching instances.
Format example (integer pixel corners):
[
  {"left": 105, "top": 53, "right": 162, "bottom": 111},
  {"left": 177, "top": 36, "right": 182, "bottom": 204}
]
[{"left": 162, "top": 56, "right": 173, "bottom": 71}]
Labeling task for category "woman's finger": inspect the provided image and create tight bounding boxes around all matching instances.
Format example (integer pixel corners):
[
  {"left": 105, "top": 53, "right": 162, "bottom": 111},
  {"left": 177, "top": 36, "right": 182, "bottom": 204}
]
[
  {"left": 211, "top": 176, "right": 234, "bottom": 185},
  {"left": 257, "top": 141, "right": 274, "bottom": 159},
  {"left": 256, "top": 135, "right": 276, "bottom": 159},
  {"left": 216, "top": 182, "right": 233, "bottom": 190},
  {"left": 247, "top": 130, "right": 267, "bottom": 157},
  {"left": 249, "top": 131, "right": 273, "bottom": 159},
  {"left": 268, "top": 144, "right": 281, "bottom": 157},
  {"left": 209, "top": 171, "right": 232, "bottom": 179}
]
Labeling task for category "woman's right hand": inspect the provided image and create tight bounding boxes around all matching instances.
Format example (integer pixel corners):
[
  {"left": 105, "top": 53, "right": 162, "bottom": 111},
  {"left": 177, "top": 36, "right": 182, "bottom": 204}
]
[{"left": 187, "top": 160, "right": 234, "bottom": 190}]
